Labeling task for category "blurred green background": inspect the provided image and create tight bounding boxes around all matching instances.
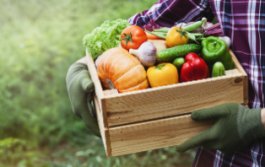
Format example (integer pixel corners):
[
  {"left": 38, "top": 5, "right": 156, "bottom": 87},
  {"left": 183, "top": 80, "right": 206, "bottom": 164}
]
[{"left": 0, "top": 0, "right": 194, "bottom": 166}]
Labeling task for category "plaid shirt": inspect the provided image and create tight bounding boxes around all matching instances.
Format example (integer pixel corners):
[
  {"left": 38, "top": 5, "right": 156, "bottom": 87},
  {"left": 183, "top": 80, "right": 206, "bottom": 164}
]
[{"left": 129, "top": 0, "right": 265, "bottom": 166}]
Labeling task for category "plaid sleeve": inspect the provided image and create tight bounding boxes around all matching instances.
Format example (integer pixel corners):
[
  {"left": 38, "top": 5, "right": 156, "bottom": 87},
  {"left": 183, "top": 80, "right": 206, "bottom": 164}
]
[{"left": 129, "top": 0, "right": 213, "bottom": 30}]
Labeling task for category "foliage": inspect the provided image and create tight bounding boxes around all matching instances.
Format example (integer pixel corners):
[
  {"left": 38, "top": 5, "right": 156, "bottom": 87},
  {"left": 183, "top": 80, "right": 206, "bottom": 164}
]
[
  {"left": 0, "top": 0, "right": 194, "bottom": 166},
  {"left": 83, "top": 19, "right": 129, "bottom": 59},
  {"left": 0, "top": 138, "right": 45, "bottom": 167}
]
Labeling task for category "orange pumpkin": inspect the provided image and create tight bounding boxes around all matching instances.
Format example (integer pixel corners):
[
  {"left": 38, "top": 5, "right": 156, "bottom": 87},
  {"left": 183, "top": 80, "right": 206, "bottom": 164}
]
[{"left": 95, "top": 47, "right": 149, "bottom": 93}]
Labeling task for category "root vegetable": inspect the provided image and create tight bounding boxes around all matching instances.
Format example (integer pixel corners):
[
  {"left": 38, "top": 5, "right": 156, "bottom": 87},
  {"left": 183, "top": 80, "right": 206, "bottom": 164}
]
[{"left": 129, "top": 41, "right": 157, "bottom": 67}]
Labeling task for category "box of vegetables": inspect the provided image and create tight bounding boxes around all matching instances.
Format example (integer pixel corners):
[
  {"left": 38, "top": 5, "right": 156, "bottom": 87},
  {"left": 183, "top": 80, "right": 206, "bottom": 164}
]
[{"left": 83, "top": 18, "right": 248, "bottom": 156}]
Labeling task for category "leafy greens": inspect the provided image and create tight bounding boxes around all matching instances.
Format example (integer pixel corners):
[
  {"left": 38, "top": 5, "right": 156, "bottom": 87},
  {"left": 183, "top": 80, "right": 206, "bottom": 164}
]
[{"left": 83, "top": 19, "right": 129, "bottom": 59}]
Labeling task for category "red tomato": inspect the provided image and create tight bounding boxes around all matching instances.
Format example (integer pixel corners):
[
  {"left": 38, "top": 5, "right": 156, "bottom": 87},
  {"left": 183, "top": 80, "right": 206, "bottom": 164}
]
[{"left": 120, "top": 25, "right": 147, "bottom": 50}]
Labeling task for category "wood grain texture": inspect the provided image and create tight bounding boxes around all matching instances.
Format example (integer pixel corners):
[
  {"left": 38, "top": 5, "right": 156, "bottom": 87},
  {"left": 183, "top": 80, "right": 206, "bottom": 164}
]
[
  {"left": 94, "top": 97, "right": 111, "bottom": 155},
  {"left": 103, "top": 73, "right": 245, "bottom": 126},
  {"left": 230, "top": 50, "right": 247, "bottom": 76},
  {"left": 229, "top": 51, "right": 248, "bottom": 104},
  {"left": 103, "top": 89, "right": 119, "bottom": 96},
  {"left": 86, "top": 50, "right": 108, "bottom": 128},
  {"left": 108, "top": 114, "right": 212, "bottom": 156},
  {"left": 86, "top": 49, "right": 104, "bottom": 99}
]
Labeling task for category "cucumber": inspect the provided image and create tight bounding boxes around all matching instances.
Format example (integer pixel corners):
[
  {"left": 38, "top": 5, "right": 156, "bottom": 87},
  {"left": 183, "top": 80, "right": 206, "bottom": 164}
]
[
  {"left": 157, "top": 44, "right": 201, "bottom": 62},
  {"left": 173, "top": 57, "right": 185, "bottom": 69},
  {"left": 212, "top": 62, "right": 225, "bottom": 77}
]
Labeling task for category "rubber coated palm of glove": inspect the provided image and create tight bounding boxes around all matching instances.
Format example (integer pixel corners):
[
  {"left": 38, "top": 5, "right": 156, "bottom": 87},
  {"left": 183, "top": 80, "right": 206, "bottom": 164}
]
[
  {"left": 176, "top": 103, "right": 265, "bottom": 153},
  {"left": 66, "top": 62, "right": 100, "bottom": 137}
]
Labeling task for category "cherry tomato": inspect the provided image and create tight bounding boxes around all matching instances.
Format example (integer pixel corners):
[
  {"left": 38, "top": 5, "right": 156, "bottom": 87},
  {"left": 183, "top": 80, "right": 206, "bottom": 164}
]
[{"left": 121, "top": 25, "right": 147, "bottom": 50}]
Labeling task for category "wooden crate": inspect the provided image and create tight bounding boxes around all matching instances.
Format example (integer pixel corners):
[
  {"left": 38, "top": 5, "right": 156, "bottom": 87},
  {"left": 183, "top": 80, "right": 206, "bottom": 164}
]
[{"left": 86, "top": 49, "right": 248, "bottom": 157}]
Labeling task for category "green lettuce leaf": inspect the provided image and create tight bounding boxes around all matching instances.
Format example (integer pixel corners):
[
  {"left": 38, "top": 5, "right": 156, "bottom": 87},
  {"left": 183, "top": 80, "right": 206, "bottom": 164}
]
[{"left": 83, "top": 19, "right": 129, "bottom": 59}]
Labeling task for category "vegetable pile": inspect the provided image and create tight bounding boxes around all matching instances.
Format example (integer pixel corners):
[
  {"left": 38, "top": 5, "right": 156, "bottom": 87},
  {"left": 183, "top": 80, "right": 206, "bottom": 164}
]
[{"left": 84, "top": 18, "right": 235, "bottom": 93}]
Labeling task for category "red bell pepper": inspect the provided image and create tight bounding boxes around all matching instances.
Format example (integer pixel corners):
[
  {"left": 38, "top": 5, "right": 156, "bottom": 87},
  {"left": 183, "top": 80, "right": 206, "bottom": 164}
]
[{"left": 180, "top": 53, "right": 209, "bottom": 82}]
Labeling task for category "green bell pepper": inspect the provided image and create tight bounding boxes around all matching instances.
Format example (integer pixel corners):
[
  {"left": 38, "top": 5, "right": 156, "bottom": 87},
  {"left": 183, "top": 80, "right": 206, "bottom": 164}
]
[
  {"left": 202, "top": 36, "right": 227, "bottom": 62},
  {"left": 219, "top": 51, "right": 235, "bottom": 70}
]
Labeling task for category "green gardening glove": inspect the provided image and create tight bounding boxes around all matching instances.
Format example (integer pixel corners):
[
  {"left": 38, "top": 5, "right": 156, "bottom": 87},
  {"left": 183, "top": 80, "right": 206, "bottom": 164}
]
[
  {"left": 176, "top": 103, "right": 265, "bottom": 153},
  {"left": 66, "top": 62, "right": 100, "bottom": 137}
]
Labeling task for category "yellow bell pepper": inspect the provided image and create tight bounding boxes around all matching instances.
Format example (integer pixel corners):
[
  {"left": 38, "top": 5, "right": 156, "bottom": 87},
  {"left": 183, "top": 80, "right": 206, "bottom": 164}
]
[
  {"left": 147, "top": 63, "right": 179, "bottom": 88},
  {"left": 166, "top": 27, "right": 188, "bottom": 48}
]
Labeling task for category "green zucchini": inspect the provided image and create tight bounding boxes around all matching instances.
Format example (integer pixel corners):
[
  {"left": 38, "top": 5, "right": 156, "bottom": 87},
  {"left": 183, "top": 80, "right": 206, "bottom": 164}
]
[
  {"left": 173, "top": 57, "right": 185, "bottom": 69},
  {"left": 212, "top": 62, "right": 225, "bottom": 77},
  {"left": 157, "top": 44, "right": 201, "bottom": 62}
]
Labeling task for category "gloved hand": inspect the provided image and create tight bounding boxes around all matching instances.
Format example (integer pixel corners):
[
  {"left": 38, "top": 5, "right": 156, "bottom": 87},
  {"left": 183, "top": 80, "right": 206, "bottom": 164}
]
[
  {"left": 66, "top": 62, "right": 100, "bottom": 137},
  {"left": 176, "top": 103, "right": 265, "bottom": 153}
]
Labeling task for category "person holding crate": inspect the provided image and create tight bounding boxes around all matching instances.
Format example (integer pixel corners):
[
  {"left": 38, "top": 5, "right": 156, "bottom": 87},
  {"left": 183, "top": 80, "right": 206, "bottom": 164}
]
[{"left": 66, "top": 0, "right": 265, "bottom": 166}]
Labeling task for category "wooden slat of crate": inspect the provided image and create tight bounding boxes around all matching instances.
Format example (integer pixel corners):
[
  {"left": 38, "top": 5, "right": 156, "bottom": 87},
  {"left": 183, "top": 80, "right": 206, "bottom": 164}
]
[
  {"left": 108, "top": 114, "right": 211, "bottom": 156},
  {"left": 94, "top": 97, "right": 109, "bottom": 154},
  {"left": 103, "top": 71, "right": 245, "bottom": 126},
  {"left": 94, "top": 96, "right": 211, "bottom": 157},
  {"left": 87, "top": 50, "right": 247, "bottom": 127},
  {"left": 230, "top": 51, "right": 248, "bottom": 104},
  {"left": 86, "top": 51, "right": 107, "bottom": 129}
]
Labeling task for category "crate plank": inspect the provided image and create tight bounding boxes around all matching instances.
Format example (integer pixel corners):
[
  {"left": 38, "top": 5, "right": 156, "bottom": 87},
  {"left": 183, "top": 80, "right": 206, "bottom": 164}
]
[
  {"left": 85, "top": 50, "right": 104, "bottom": 99},
  {"left": 86, "top": 51, "right": 109, "bottom": 129},
  {"left": 103, "top": 74, "right": 245, "bottom": 126},
  {"left": 94, "top": 97, "right": 111, "bottom": 155},
  {"left": 103, "top": 89, "right": 119, "bottom": 96},
  {"left": 108, "top": 114, "right": 212, "bottom": 156},
  {"left": 230, "top": 50, "right": 248, "bottom": 104}
]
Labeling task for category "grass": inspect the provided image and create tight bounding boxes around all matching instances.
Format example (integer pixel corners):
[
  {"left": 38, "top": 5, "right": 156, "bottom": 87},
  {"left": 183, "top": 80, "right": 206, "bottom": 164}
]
[{"left": 0, "top": 0, "right": 195, "bottom": 166}]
